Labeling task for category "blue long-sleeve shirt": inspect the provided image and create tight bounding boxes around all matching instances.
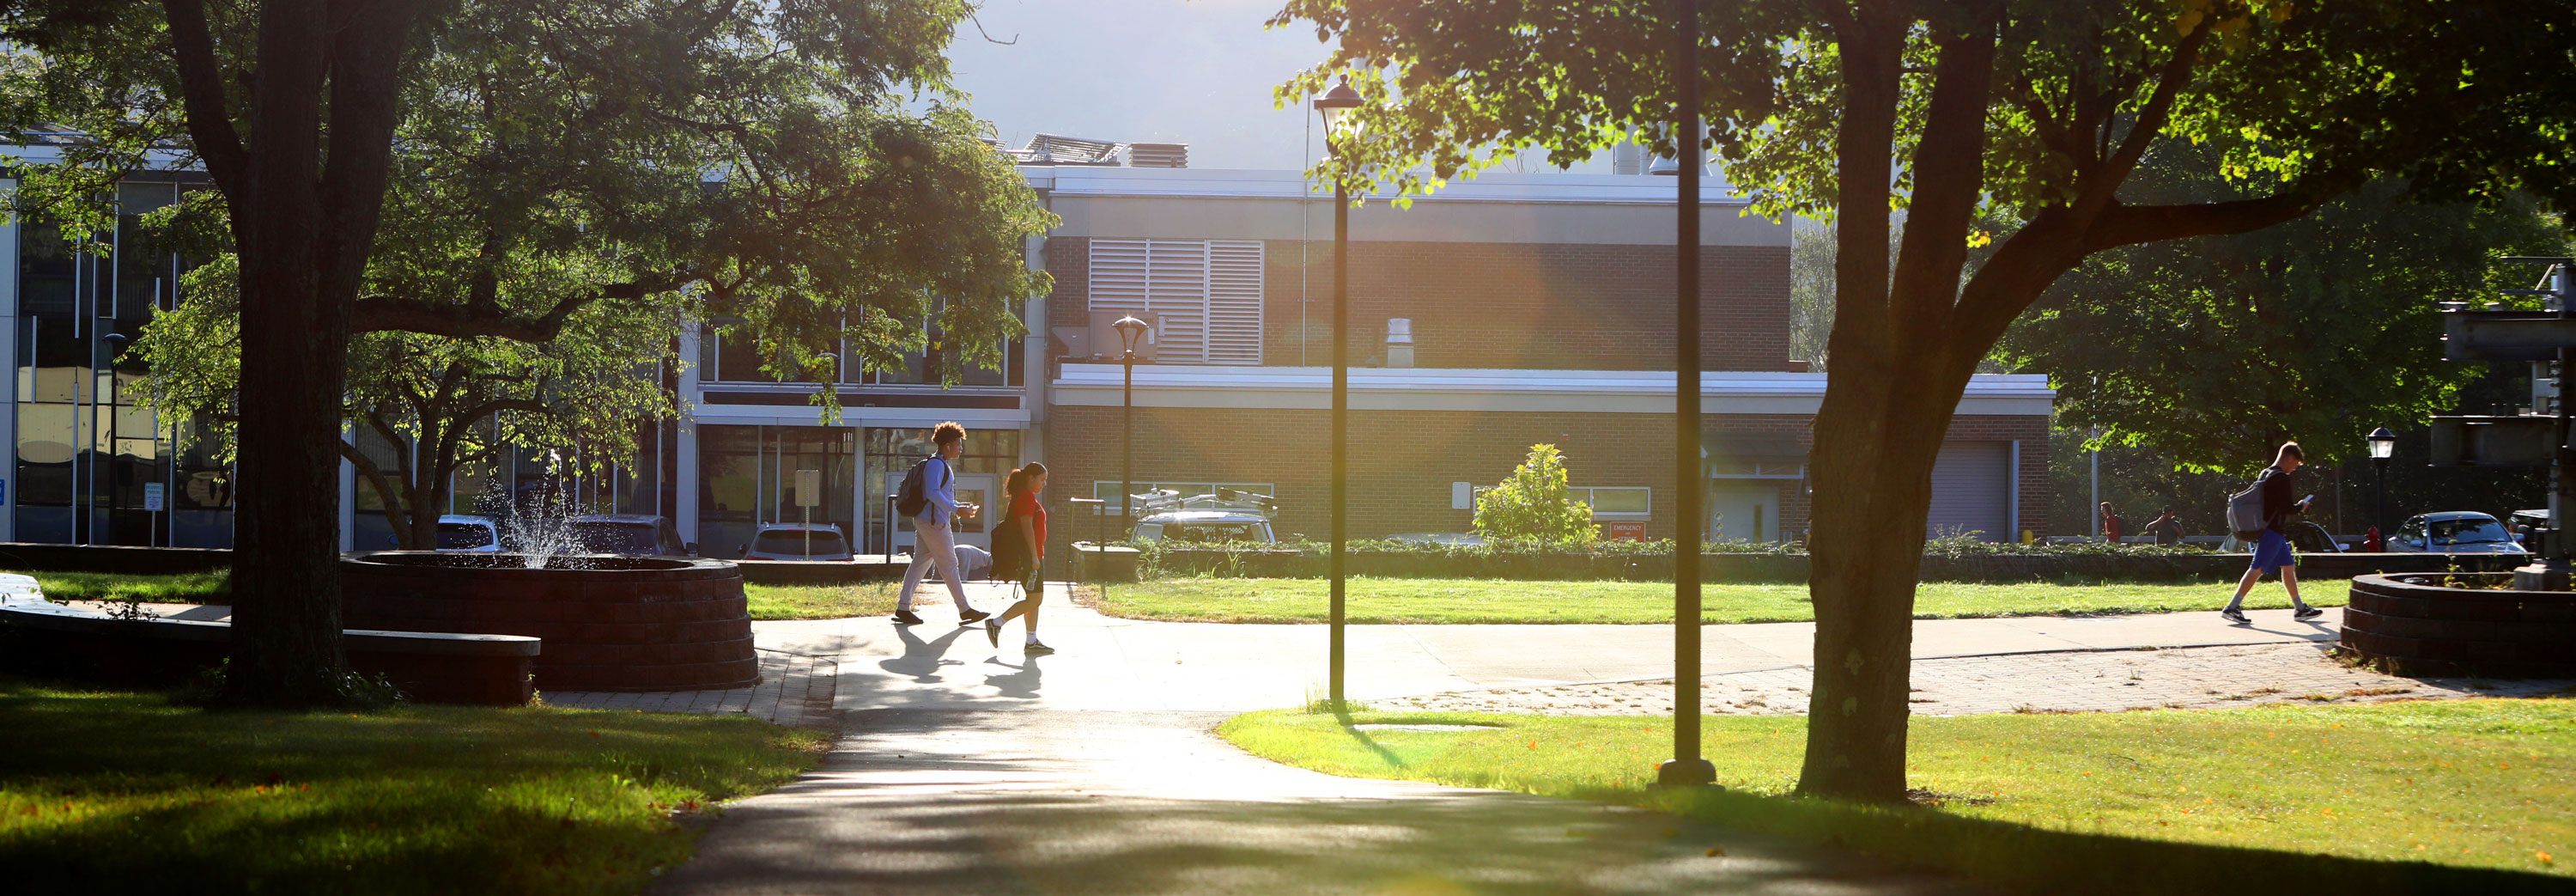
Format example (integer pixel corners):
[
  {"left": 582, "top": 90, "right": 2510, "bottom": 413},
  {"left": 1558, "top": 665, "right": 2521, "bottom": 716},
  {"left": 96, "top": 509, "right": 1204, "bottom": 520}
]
[{"left": 917, "top": 456, "right": 958, "bottom": 527}]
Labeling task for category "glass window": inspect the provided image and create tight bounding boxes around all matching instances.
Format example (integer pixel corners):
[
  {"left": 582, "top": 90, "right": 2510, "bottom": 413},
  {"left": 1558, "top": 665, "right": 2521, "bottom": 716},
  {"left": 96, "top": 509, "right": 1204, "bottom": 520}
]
[{"left": 1583, "top": 487, "right": 1652, "bottom": 515}]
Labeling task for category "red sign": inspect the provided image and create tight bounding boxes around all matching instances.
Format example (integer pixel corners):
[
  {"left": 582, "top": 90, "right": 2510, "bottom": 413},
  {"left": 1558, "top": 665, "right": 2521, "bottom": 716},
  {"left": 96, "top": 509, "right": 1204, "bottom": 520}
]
[{"left": 1605, "top": 521, "right": 1647, "bottom": 542}]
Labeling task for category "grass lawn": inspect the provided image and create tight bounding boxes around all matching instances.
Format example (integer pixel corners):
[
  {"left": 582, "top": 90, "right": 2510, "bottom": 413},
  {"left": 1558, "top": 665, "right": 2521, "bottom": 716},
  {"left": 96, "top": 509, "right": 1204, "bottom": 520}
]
[
  {"left": 0, "top": 677, "right": 829, "bottom": 894},
  {"left": 744, "top": 582, "right": 902, "bottom": 620},
  {"left": 21, "top": 570, "right": 231, "bottom": 604},
  {"left": 1088, "top": 576, "right": 2342, "bottom": 625},
  {"left": 1222, "top": 700, "right": 2576, "bottom": 894}
]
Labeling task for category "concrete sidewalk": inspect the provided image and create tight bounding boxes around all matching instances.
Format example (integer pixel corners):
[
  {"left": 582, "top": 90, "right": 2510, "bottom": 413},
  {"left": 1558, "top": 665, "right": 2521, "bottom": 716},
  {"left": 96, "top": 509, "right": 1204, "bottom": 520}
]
[
  {"left": 648, "top": 708, "right": 1988, "bottom": 896},
  {"left": 750, "top": 582, "right": 2339, "bottom": 714}
]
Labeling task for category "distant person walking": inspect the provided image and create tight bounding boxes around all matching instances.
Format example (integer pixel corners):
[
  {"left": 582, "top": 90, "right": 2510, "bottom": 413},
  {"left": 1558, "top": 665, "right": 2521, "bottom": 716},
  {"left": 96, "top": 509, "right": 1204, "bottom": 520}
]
[
  {"left": 2099, "top": 502, "right": 2125, "bottom": 544},
  {"left": 986, "top": 462, "right": 1054, "bottom": 655},
  {"left": 2143, "top": 506, "right": 2186, "bottom": 547},
  {"left": 2222, "top": 442, "right": 2324, "bottom": 625},
  {"left": 893, "top": 422, "right": 986, "bottom": 626}
]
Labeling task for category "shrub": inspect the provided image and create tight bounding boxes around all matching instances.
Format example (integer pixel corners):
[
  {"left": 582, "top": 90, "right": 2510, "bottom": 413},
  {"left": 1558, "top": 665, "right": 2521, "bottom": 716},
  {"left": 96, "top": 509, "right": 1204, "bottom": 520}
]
[{"left": 1472, "top": 444, "right": 1599, "bottom": 545}]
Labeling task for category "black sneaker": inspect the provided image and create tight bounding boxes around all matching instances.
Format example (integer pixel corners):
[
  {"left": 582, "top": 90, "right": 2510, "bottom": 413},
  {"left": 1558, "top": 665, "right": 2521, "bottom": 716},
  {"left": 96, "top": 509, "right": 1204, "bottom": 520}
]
[
  {"left": 2219, "top": 608, "right": 2251, "bottom": 625},
  {"left": 986, "top": 617, "right": 1003, "bottom": 648},
  {"left": 892, "top": 609, "right": 924, "bottom": 625},
  {"left": 2293, "top": 606, "right": 2325, "bottom": 621},
  {"left": 957, "top": 609, "right": 991, "bottom": 625},
  {"left": 1024, "top": 641, "right": 1055, "bottom": 655}
]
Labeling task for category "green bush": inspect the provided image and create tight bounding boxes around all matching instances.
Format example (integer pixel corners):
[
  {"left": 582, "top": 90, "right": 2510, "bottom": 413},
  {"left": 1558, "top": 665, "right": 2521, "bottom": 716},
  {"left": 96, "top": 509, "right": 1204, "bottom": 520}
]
[{"left": 1471, "top": 444, "right": 1599, "bottom": 545}]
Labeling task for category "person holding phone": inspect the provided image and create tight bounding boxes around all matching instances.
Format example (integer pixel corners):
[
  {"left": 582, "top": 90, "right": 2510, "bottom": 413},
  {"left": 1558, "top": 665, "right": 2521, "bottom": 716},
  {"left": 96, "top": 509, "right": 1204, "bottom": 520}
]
[
  {"left": 2221, "top": 441, "right": 2324, "bottom": 625},
  {"left": 893, "top": 422, "right": 987, "bottom": 626}
]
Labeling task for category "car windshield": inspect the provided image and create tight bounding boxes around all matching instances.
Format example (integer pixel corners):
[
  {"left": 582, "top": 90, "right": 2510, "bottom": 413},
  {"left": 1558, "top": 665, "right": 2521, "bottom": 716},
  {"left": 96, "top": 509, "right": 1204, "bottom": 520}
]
[
  {"left": 2430, "top": 518, "right": 2512, "bottom": 545},
  {"left": 754, "top": 531, "right": 847, "bottom": 555},
  {"left": 1168, "top": 523, "right": 1261, "bottom": 543},
  {"left": 435, "top": 523, "right": 495, "bottom": 550},
  {"left": 570, "top": 522, "right": 659, "bottom": 554}
]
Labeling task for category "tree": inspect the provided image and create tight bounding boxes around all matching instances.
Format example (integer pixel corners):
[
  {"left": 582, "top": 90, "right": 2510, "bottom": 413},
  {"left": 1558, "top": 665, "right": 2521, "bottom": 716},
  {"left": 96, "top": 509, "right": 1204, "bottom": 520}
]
[
  {"left": 1273, "top": 0, "right": 2576, "bottom": 800},
  {"left": 1473, "top": 444, "right": 1601, "bottom": 545},
  {"left": 2, "top": 0, "right": 1046, "bottom": 706},
  {"left": 1996, "top": 166, "right": 2571, "bottom": 477}
]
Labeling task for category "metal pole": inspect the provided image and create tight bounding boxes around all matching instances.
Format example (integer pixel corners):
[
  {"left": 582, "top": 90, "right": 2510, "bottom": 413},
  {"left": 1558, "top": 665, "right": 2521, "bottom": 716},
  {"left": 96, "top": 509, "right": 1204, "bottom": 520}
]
[
  {"left": 1330, "top": 163, "right": 1350, "bottom": 709},
  {"left": 1122, "top": 352, "right": 1135, "bottom": 539},
  {"left": 1658, "top": 0, "right": 1716, "bottom": 788},
  {"left": 2373, "top": 458, "right": 2388, "bottom": 539}
]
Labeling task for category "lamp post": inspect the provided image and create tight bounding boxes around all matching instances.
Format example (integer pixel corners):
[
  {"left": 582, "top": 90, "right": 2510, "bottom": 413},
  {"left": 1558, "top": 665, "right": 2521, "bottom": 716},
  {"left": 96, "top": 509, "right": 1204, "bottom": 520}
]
[
  {"left": 2366, "top": 425, "right": 2397, "bottom": 544},
  {"left": 1656, "top": 0, "right": 1716, "bottom": 788},
  {"left": 1315, "top": 76, "right": 1362, "bottom": 710},
  {"left": 1115, "top": 314, "right": 1149, "bottom": 540}
]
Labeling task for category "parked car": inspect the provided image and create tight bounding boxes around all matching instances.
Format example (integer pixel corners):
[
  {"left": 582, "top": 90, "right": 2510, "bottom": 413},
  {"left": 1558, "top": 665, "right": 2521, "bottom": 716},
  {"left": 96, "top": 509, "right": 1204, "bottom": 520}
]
[
  {"left": 434, "top": 515, "right": 502, "bottom": 553},
  {"left": 1387, "top": 532, "right": 1488, "bottom": 546},
  {"left": 2386, "top": 511, "right": 2530, "bottom": 555},
  {"left": 742, "top": 522, "right": 854, "bottom": 561},
  {"left": 567, "top": 514, "right": 692, "bottom": 557},
  {"left": 2511, "top": 509, "right": 2549, "bottom": 545},
  {"left": 1133, "top": 510, "right": 1277, "bottom": 544}
]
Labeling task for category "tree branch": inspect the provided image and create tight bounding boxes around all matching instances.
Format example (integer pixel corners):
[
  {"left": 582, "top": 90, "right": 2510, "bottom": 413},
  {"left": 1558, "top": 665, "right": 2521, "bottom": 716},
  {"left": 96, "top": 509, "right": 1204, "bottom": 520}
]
[
  {"left": 337, "top": 436, "right": 413, "bottom": 548},
  {"left": 159, "top": 0, "right": 250, "bottom": 198},
  {"left": 2081, "top": 168, "right": 2365, "bottom": 253},
  {"left": 350, "top": 277, "right": 678, "bottom": 340}
]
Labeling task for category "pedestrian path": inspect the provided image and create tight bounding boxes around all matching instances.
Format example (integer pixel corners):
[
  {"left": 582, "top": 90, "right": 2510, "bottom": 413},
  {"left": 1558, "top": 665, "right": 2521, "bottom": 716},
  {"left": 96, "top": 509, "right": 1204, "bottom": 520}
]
[
  {"left": 647, "top": 708, "right": 1990, "bottom": 896},
  {"left": 747, "top": 585, "right": 2348, "bottom": 715},
  {"left": 544, "top": 649, "right": 837, "bottom": 728},
  {"left": 1381, "top": 642, "right": 2576, "bottom": 717}
]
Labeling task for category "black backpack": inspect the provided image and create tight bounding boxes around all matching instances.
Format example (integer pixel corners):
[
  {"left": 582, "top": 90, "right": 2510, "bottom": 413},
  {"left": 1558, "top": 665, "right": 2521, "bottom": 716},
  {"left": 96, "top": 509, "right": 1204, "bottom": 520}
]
[
  {"left": 990, "top": 499, "right": 1034, "bottom": 582},
  {"left": 895, "top": 456, "right": 946, "bottom": 518}
]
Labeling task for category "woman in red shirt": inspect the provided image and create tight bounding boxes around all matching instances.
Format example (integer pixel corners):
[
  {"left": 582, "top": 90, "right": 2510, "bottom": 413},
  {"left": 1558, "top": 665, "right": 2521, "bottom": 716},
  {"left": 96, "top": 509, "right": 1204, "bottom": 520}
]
[{"left": 985, "top": 462, "right": 1052, "bottom": 654}]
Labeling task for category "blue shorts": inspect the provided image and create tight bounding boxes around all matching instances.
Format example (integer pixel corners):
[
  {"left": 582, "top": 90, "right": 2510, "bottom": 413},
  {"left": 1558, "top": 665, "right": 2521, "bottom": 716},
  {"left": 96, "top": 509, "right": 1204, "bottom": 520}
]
[{"left": 2250, "top": 530, "right": 2296, "bottom": 572}]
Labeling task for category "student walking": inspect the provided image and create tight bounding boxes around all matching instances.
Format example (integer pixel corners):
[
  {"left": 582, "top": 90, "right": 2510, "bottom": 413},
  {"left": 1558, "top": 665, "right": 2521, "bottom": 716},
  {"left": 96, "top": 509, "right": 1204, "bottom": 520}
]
[
  {"left": 2099, "top": 502, "right": 2125, "bottom": 544},
  {"left": 987, "top": 462, "right": 1054, "bottom": 654},
  {"left": 892, "top": 422, "right": 987, "bottom": 626},
  {"left": 2142, "top": 506, "right": 2186, "bottom": 547},
  {"left": 2222, "top": 442, "right": 2324, "bottom": 625}
]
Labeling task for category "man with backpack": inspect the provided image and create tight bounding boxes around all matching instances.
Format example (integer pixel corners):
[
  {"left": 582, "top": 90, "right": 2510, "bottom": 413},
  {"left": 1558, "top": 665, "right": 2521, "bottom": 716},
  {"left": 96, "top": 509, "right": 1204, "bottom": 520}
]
[
  {"left": 892, "top": 422, "right": 987, "bottom": 626},
  {"left": 2221, "top": 441, "right": 2324, "bottom": 625}
]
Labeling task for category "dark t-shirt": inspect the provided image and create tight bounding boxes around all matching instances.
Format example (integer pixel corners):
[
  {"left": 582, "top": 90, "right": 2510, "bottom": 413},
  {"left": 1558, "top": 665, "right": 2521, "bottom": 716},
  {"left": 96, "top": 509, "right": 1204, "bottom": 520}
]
[
  {"left": 2143, "top": 516, "right": 2184, "bottom": 546},
  {"left": 2257, "top": 466, "right": 2298, "bottom": 533}
]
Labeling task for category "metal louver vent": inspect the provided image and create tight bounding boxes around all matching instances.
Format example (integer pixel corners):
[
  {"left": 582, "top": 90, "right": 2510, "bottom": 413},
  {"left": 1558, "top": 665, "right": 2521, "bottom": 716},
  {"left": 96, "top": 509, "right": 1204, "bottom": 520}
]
[{"left": 1088, "top": 239, "right": 1264, "bottom": 365}]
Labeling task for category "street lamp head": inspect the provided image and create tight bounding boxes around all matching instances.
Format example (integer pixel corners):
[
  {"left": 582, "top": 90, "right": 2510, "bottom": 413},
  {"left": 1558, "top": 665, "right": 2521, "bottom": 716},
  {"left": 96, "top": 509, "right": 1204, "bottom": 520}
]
[
  {"left": 1313, "top": 76, "right": 1364, "bottom": 140},
  {"left": 2366, "top": 425, "right": 2398, "bottom": 460},
  {"left": 1113, "top": 314, "right": 1149, "bottom": 354}
]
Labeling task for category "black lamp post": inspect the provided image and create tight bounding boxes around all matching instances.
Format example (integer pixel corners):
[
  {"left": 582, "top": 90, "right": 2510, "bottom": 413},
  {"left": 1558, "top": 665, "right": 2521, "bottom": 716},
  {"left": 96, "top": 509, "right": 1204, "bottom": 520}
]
[
  {"left": 1655, "top": 0, "right": 1716, "bottom": 789},
  {"left": 1315, "top": 76, "right": 1363, "bottom": 710},
  {"left": 2366, "top": 426, "right": 2397, "bottom": 541},
  {"left": 1115, "top": 314, "right": 1149, "bottom": 537}
]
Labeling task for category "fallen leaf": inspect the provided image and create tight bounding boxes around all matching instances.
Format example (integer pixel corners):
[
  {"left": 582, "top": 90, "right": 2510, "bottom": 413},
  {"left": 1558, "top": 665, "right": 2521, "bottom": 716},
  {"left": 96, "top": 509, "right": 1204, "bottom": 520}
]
[{"left": 1706, "top": 847, "right": 1726, "bottom": 857}]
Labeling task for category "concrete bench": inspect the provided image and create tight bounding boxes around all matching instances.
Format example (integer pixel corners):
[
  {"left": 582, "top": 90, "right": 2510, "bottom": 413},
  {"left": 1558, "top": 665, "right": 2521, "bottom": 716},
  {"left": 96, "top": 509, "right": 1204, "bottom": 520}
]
[{"left": 0, "top": 600, "right": 539, "bottom": 706}]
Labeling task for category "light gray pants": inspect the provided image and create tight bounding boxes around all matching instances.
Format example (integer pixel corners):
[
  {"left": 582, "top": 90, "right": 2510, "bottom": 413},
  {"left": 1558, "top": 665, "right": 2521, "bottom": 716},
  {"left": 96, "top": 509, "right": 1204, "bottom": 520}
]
[{"left": 898, "top": 519, "right": 975, "bottom": 613}]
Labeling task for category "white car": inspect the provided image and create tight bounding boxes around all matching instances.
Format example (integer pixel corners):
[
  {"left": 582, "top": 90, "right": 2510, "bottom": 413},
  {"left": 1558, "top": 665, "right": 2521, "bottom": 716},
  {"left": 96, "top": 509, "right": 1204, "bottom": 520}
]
[
  {"left": 2387, "top": 511, "right": 2530, "bottom": 555},
  {"left": 434, "top": 515, "right": 502, "bottom": 552},
  {"left": 1133, "top": 509, "right": 1276, "bottom": 544},
  {"left": 743, "top": 522, "right": 854, "bottom": 561}
]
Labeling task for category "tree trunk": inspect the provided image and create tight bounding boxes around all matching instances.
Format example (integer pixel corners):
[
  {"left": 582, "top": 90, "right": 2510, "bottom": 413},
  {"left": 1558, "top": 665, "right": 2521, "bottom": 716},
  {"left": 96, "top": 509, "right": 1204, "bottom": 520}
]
[
  {"left": 222, "top": 0, "right": 343, "bottom": 706},
  {"left": 212, "top": 0, "right": 423, "bottom": 706}
]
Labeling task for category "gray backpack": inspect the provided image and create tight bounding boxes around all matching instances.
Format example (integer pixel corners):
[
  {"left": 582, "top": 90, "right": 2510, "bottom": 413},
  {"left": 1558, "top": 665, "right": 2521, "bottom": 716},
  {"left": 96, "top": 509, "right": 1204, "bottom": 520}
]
[{"left": 2225, "top": 470, "right": 2271, "bottom": 539}]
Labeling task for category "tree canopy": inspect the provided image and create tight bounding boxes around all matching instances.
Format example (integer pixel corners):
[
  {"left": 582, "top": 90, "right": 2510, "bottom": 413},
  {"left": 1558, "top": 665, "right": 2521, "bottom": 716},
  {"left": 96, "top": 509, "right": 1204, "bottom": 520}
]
[
  {"left": 1, "top": 0, "right": 1050, "bottom": 704},
  {"left": 1273, "top": 0, "right": 2576, "bottom": 801}
]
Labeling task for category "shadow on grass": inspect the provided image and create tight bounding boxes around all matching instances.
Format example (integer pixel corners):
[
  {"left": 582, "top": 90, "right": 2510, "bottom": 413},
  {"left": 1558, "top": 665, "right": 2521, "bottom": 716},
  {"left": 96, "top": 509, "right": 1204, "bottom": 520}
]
[{"left": 1618, "top": 783, "right": 2573, "bottom": 896}]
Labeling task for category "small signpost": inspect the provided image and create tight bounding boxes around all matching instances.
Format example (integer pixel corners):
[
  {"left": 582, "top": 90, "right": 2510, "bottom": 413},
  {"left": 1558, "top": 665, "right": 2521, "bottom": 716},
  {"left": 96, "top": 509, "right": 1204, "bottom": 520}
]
[
  {"left": 2436, "top": 257, "right": 2575, "bottom": 588},
  {"left": 794, "top": 469, "right": 821, "bottom": 559},
  {"left": 143, "top": 482, "right": 165, "bottom": 512}
]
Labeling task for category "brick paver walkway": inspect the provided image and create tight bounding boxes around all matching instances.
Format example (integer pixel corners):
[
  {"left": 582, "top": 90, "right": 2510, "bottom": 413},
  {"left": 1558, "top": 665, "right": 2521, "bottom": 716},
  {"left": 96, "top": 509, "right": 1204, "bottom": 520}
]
[
  {"left": 1379, "top": 643, "right": 2576, "bottom": 717},
  {"left": 543, "top": 649, "right": 837, "bottom": 728}
]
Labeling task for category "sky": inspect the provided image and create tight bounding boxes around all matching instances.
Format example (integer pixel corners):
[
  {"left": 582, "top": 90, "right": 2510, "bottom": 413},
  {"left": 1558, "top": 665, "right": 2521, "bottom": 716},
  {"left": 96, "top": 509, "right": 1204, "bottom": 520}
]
[{"left": 944, "top": 0, "right": 1613, "bottom": 174}]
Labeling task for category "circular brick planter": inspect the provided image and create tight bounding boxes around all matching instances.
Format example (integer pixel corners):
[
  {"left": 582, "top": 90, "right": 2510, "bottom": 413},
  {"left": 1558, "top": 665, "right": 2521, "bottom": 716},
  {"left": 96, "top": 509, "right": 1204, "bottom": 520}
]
[
  {"left": 2342, "top": 573, "right": 2576, "bottom": 677},
  {"left": 342, "top": 552, "right": 758, "bottom": 692}
]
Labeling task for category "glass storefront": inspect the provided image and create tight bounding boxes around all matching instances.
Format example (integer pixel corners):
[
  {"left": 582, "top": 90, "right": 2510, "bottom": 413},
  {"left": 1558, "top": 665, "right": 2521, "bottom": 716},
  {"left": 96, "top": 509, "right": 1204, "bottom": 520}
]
[
  {"left": 860, "top": 426, "right": 1019, "bottom": 554},
  {"left": 12, "top": 180, "right": 229, "bottom": 546},
  {"left": 696, "top": 424, "right": 859, "bottom": 558}
]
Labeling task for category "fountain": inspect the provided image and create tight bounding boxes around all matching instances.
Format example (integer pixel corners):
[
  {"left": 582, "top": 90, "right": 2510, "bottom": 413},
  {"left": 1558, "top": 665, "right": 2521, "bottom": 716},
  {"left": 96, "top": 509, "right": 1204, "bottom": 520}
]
[
  {"left": 344, "top": 475, "right": 756, "bottom": 692},
  {"left": 2343, "top": 257, "right": 2576, "bottom": 676}
]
